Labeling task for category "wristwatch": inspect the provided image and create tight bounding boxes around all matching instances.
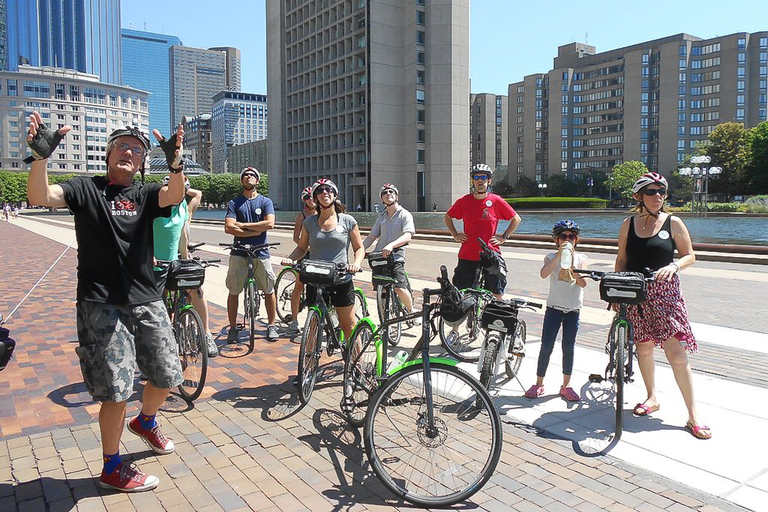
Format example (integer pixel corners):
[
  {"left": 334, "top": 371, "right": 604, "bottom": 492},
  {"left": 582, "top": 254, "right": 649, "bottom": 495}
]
[{"left": 169, "top": 164, "right": 183, "bottom": 174}]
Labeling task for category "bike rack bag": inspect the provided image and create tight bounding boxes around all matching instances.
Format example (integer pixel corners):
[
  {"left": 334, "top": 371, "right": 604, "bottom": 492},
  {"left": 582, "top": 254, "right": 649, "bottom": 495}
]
[
  {"left": 480, "top": 301, "right": 518, "bottom": 333},
  {"left": 599, "top": 272, "right": 647, "bottom": 304},
  {"left": 166, "top": 259, "right": 206, "bottom": 290},
  {"left": 300, "top": 259, "right": 339, "bottom": 286},
  {"left": 0, "top": 325, "right": 16, "bottom": 372}
]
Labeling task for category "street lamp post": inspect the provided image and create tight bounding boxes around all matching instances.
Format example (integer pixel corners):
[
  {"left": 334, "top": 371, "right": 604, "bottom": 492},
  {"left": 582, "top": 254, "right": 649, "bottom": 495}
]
[
  {"left": 679, "top": 156, "right": 722, "bottom": 217},
  {"left": 538, "top": 183, "right": 547, "bottom": 197}
]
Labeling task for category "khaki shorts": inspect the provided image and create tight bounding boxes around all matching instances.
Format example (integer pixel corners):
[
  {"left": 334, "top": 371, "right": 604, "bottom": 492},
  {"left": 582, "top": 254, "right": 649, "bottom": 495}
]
[{"left": 226, "top": 255, "right": 276, "bottom": 295}]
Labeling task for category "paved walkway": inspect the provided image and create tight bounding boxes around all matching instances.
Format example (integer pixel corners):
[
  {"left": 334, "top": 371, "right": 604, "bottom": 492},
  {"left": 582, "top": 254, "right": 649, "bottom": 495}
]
[{"left": 0, "top": 218, "right": 759, "bottom": 511}]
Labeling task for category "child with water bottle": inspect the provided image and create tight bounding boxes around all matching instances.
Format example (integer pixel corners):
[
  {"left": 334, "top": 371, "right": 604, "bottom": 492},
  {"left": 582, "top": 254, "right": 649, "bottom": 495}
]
[{"left": 525, "top": 220, "right": 588, "bottom": 402}]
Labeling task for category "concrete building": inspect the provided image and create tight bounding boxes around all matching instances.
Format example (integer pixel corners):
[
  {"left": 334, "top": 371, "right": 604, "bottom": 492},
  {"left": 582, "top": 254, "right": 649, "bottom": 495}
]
[
  {"left": 4, "top": 0, "right": 122, "bottom": 84},
  {"left": 509, "top": 32, "right": 768, "bottom": 185},
  {"left": 267, "top": 0, "right": 470, "bottom": 212},
  {"left": 1, "top": 65, "right": 149, "bottom": 173},
  {"left": 228, "top": 139, "right": 268, "bottom": 178},
  {"left": 470, "top": 93, "right": 508, "bottom": 181},
  {"left": 184, "top": 113, "right": 213, "bottom": 174},
  {"left": 0, "top": 1, "right": 7, "bottom": 71},
  {"left": 209, "top": 46, "right": 242, "bottom": 91},
  {"left": 121, "top": 29, "right": 182, "bottom": 138},
  {"left": 169, "top": 45, "right": 227, "bottom": 128},
  {"left": 211, "top": 91, "right": 267, "bottom": 173}
]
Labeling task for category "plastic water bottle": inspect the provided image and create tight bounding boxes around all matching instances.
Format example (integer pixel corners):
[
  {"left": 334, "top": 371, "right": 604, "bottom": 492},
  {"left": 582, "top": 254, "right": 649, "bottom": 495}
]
[
  {"left": 560, "top": 241, "right": 573, "bottom": 269},
  {"left": 388, "top": 350, "right": 409, "bottom": 372},
  {"left": 328, "top": 309, "right": 340, "bottom": 330}
]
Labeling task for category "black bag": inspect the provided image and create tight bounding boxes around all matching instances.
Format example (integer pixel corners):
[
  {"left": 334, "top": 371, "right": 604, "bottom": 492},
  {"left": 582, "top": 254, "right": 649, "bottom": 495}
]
[
  {"left": 166, "top": 259, "right": 206, "bottom": 290},
  {"left": 440, "top": 283, "right": 475, "bottom": 324},
  {"left": 479, "top": 248, "right": 508, "bottom": 279},
  {"left": 368, "top": 253, "right": 395, "bottom": 284},
  {"left": 0, "top": 325, "right": 16, "bottom": 372},
  {"left": 480, "top": 301, "right": 518, "bottom": 333},
  {"left": 300, "top": 259, "right": 339, "bottom": 286},
  {"left": 599, "top": 272, "right": 647, "bottom": 304}
]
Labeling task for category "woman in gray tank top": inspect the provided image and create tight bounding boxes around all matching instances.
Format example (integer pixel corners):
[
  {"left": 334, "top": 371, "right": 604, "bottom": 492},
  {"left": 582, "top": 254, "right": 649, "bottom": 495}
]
[{"left": 282, "top": 179, "right": 365, "bottom": 342}]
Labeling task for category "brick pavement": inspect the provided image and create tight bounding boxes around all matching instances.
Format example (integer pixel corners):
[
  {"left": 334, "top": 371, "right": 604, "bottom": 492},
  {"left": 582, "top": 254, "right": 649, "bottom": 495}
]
[{"left": 0, "top": 220, "right": 751, "bottom": 511}]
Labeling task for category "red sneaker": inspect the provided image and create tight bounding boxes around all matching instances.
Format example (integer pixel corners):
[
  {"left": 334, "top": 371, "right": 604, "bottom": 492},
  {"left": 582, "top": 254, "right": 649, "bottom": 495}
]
[
  {"left": 127, "top": 416, "right": 175, "bottom": 455},
  {"left": 99, "top": 462, "right": 159, "bottom": 492}
]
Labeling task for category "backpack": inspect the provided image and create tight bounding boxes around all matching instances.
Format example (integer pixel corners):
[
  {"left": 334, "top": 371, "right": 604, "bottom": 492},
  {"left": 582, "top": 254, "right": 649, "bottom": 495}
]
[{"left": 0, "top": 325, "right": 16, "bottom": 372}]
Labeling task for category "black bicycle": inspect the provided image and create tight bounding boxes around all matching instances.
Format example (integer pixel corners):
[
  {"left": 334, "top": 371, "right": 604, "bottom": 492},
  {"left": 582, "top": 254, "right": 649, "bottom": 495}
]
[
  {"left": 365, "top": 247, "right": 414, "bottom": 346},
  {"left": 573, "top": 268, "right": 655, "bottom": 440},
  {"left": 219, "top": 241, "right": 280, "bottom": 351}
]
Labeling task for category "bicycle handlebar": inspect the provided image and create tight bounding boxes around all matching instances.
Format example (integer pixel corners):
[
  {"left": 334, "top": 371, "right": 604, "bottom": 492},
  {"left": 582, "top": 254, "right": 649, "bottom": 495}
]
[
  {"left": 220, "top": 242, "right": 281, "bottom": 253},
  {"left": 187, "top": 242, "right": 205, "bottom": 253},
  {"left": 573, "top": 268, "right": 657, "bottom": 281}
]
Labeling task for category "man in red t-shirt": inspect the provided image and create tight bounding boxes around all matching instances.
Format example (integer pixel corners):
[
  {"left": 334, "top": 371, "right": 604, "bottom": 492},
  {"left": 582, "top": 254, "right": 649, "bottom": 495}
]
[{"left": 444, "top": 163, "right": 521, "bottom": 298}]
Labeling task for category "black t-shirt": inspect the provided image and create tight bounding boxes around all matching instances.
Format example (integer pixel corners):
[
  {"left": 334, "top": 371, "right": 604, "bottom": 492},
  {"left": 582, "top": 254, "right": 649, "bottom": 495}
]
[{"left": 59, "top": 176, "right": 171, "bottom": 305}]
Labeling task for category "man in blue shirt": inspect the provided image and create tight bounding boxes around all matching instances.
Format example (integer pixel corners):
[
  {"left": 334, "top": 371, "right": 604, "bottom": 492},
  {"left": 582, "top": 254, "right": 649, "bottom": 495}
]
[{"left": 225, "top": 167, "right": 279, "bottom": 342}]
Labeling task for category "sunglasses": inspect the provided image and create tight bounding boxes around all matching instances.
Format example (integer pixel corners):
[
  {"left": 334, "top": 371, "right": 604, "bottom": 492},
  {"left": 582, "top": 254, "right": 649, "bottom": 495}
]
[
  {"left": 643, "top": 188, "right": 667, "bottom": 196},
  {"left": 113, "top": 142, "right": 145, "bottom": 157},
  {"left": 315, "top": 186, "right": 334, "bottom": 195},
  {"left": 242, "top": 173, "right": 257, "bottom": 179},
  {"left": 472, "top": 174, "right": 490, "bottom": 181},
  {"left": 381, "top": 189, "right": 396, "bottom": 196},
  {"left": 558, "top": 233, "right": 577, "bottom": 241}
]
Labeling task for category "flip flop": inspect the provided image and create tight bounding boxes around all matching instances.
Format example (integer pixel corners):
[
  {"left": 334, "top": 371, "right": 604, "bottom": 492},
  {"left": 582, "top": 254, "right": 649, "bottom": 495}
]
[
  {"left": 686, "top": 421, "right": 712, "bottom": 440},
  {"left": 633, "top": 402, "right": 660, "bottom": 416}
]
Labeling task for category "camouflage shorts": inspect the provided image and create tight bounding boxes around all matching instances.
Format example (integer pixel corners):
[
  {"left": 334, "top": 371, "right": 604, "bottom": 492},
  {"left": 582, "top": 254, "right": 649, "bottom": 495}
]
[{"left": 75, "top": 300, "right": 183, "bottom": 402}]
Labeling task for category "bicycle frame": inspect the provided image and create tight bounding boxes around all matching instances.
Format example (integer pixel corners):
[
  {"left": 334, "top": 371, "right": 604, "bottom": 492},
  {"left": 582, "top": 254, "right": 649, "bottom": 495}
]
[{"left": 607, "top": 304, "right": 635, "bottom": 384}]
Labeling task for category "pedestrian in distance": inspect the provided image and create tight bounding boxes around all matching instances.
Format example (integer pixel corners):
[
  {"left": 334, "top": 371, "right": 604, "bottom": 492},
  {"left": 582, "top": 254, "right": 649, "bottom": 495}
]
[
  {"left": 615, "top": 172, "right": 710, "bottom": 439},
  {"left": 25, "top": 109, "right": 187, "bottom": 492},
  {"left": 525, "top": 220, "right": 588, "bottom": 402},
  {"left": 224, "top": 167, "right": 280, "bottom": 342}
]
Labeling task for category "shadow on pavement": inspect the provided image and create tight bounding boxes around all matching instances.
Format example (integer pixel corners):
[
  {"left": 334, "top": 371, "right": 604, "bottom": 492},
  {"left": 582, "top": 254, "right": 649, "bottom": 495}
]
[{"left": 211, "top": 381, "right": 304, "bottom": 422}]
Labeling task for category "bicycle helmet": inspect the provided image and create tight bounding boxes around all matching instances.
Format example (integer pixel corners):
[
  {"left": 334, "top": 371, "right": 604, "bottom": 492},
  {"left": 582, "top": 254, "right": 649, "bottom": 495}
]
[
  {"left": 632, "top": 172, "right": 668, "bottom": 193},
  {"left": 552, "top": 219, "right": 580, "bottom": 238},
  {"left": 379, "top": 183, "right": 399, "bottom": 197},
  {"left": 311, "top": 178, "right": 339, "bottom": 197},
  {"left": 240, "top": 166, "right": 261, "bottom": 180},
  {"left": 471, "top": 163, "right": 494, "bottom": 178},
  {"left": 106, "top": 126, "right": 151, "bottom": 154},
  {"left": 300, "top": 186, "right": 312, "bottom": 201},
  {"left": 162, "top": 175, "right": 190, "bottom": 190}
]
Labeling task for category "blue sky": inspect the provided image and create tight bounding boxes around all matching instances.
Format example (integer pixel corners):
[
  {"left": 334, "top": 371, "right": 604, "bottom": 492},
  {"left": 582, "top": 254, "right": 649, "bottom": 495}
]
[{"left": 122, "top": 0, "right": 768, "bottom": 96}]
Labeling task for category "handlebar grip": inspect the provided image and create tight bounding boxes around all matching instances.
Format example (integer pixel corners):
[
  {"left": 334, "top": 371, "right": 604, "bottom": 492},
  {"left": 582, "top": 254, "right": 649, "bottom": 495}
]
[
  {"left": 219, "top": 243, "right": 231, "bottom": 247},
  {"left": 440, "top": 265, "right": 449, "bottom": 282},
  {"left": 188, "top": 242, "right": 205, "bottom": 251},
  {"left": 207, "top": 258, "right": 222, "bottom": 264}
]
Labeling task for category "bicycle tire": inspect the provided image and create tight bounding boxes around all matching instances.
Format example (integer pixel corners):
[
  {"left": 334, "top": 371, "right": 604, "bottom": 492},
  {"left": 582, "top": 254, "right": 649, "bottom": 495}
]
[
  {"left": 439, "top": 305, "right": 482, "bottom": 362},
  {"left": 376, "top": 285, "right": 402, "bottom": 346},
  {"left": 614, "top": 322, "right": 626, "bottom": 440},
  {"left": 479, "top": 333, "right": 501, "bottom": 390},
  {"left": 342, "top": 322, "right": 378, "bottom": 428},
  {"left": 353, "top": 287, "right": 368, "bottom": 324},
  {"left": 244, "top": 281, "right": 257, "bottom": 352},
  {"left": 275, "top": 267, "right": 298, "bottom": 323},
  {"left": 298, "top": 308, "right": 322, "bottom": 405},
  {"left": 364, "top": 362, "right": 502, "bottom": 507},
  {"left": 176, "top": 308, "right": 208, "bottom": 401},
  {"left": 504, "top": 320, "right": 527, "bottom": 379}
]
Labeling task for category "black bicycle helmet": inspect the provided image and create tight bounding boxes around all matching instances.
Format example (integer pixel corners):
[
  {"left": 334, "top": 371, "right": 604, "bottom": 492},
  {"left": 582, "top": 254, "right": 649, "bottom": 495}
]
[{"left": 552, "top": 219, "right": 581, "bottom": 238}]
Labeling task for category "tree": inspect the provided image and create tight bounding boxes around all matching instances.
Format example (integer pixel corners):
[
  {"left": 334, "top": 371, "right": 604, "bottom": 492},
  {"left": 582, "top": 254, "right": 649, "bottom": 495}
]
[
  {"left": 511, "top": 175, "right": 538, "bottom": 197},
  {"left": 745, "top": 121, "right": 768, "bottom": 194},
  {"left": 610, "top": 161, "right": 648, "bottom": 200},
  {"left": 546, "top": 175, "right": 579, "bottom": 196},
  {"left": 703, "top": 122, "right": 749, "bottom": 199},
  {"left": 669, "top": 169, "right": 693, "bottom": 206},
  {"left": 0, "top": 171, "right": 27, "bottom": 204}
]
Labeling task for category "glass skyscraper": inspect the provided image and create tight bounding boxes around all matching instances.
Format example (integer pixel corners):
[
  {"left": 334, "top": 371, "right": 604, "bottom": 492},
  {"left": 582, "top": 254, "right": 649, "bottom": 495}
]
[
  {"left": 122, "top": 28, "right": 182, "bottom": 138},
  {"left": 4, "top": 0, "right": 122, "bottom": 84}
]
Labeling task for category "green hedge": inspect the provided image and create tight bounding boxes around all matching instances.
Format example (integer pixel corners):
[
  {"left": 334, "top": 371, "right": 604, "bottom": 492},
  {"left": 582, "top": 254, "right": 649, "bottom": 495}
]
[
  {"left": 669, "top": 202, "right": 746, "bottom": 213},
  {"left": 505, "top": 197, "right": 609, "bottom": 209}
]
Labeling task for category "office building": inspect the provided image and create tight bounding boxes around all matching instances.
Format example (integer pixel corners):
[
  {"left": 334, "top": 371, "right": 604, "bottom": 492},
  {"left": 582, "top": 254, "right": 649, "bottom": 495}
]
[
  {"left": 211, "top": 91, "right": 267, "bottom": 173},
  {"left": 0, "top": 1, "right": 7, "bottom": 71},
  {"left": 267, "top": 0, "right": 470, "bottom": 211},
  {"left": 5, "top": 0, "right": 122, "bottom": 84},
  {"left": 509, "top": 32, "right": 768, "bottom": 184},
  {"left": 228, "top": 139, "right": 268, "bottom": 177},
  {"left": 169, "top": 45, "right": 227, "bottom": 128},
  {"left": 184, "top": 113, "right": 213, "bottom": 173},
  {"left": 209, "top": 46, "right": 242, "bottom": 91},
  {"left": 121, "top": 28, "right": 182, "bottom": 138},
  {"left": 0, "top": 65, "right": 149, "bottom": 173},
  {"left": 470, "top": 93, "right": 508, "bottom": 177}
]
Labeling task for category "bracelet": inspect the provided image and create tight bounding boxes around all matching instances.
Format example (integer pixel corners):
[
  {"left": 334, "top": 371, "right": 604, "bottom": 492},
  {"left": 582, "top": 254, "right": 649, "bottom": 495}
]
[
  {"left": 168, "top": 165, "right": 183, "bottom": 174},
  {"left": 670, "top": 262, "right": 680, "bottom": 273}
]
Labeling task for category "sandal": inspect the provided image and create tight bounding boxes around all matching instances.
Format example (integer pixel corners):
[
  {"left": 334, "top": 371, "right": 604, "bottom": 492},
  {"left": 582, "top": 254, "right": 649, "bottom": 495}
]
[
  {"left": 686, "top": 421, "right": 712, "bottom": 440},
  {"left": 524, "top": 385, "right": 544, "bottom": 399},
  {"left": 633, "top": 402, "right": 660, "bottom": 416},
  {"left": 559, "top": 386, "right": 580, "bottom": 402}
]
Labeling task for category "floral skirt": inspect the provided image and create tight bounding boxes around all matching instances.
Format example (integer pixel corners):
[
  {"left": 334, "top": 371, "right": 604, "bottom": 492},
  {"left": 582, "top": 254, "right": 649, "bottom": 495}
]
[{"left": 626, "top": 274, "right": 697, "bottom": 353}]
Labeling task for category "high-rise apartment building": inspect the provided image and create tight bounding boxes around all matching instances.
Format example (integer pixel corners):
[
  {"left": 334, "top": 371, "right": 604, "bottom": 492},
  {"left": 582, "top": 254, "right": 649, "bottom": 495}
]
[
  {"left": 267, "top": 0, "right": 470, "bottom": 211},
  {"left": 470, "top": 93, "right": 508, "bottom": 176},
  {"left": 5, "top": 0, "right": 122, "bottom": 84},
  {"left": 510, "top": 32, "right": 768, "bottom": 184},
  {"left": 121, "top": 29, "right": 182, "bottom": 138},
  {"left": 209, "top": 46, "right": 242, "bottom": 91},
  {"left": 228, "top": 139, "right": 268, "bottom": 177},
  {"left": 1, "top": 65, "right": 149, "bottom": 173},
  {"left": 184, "top": 114, "right": 213, "bottom": 173},
  {"left": 169, "top": 45, "right": 227, "bottom": 128},
  {"left": 211, "top": 91, "right": 268, "bottom": 173}
]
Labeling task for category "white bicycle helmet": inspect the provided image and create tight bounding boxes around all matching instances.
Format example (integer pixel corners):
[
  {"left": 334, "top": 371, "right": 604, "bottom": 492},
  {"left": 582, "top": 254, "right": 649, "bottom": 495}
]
[
  {"left": 300, "top": 186, "right": 312, "bottom": 200},
  {"left": 379, "top": 183, "right": 399, "bottom": 197},
  {"left": 632, "top": 172, "right": 668, "bottom": 193},
  {"left": 310, "top": 178, "right": 339, "bottom": 197},
  {"left": 162, "top": 175, "right": 190, "bottom": 190},
  {"left": 471, "top": 163, "right": 494, "bottom": 177},
  {"left": 240, "top": 166, "right": 261, "bottom": 180}
]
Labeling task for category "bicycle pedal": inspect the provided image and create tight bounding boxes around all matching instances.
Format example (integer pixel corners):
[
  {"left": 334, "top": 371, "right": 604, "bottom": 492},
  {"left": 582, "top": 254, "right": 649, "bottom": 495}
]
[{"left": 588, "top": 373, "right": 604, "bottom": 383}]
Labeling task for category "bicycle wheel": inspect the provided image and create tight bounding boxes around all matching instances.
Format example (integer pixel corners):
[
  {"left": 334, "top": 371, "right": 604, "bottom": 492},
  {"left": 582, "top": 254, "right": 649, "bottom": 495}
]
[
  {"left": 342, "top": 322, "right": 379, "bottom": 428},
  {"left": 243, "top": 280, "right": 257, "bottom": 352},
  {"left": 176, "top": 308, "right": 208, "bottom": 401},
  {"left": 614, "top": 322, "right": 626, "bottom": 439},
  {"left": 504, "top": 320, "right": 527, "bottom": 379},
  {"left": 364, "top": 363, "right": 502, "bottom": 507},
  {"left": 479, "top": 333, "right": 501, "bottom": 390},
  {"left": 297, "top": 308, "right": 322, "bottom": 405},
  {"left": 353, "top": 287, "right": 368, "bottom": 324},
  {"left": 275, "top": 267, "right": 298, "bottom": 323},
  {"left": 439, "top": 304, "right": 482, "bottom": 362},
  {"left": 376, "top": 285, "right": 402, "bottom": 346}
]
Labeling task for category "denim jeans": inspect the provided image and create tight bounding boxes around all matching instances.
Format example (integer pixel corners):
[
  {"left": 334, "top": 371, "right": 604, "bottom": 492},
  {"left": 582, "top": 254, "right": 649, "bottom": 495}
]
[{"left": 536, "top": 307, "right": 580, "bottom": 378}]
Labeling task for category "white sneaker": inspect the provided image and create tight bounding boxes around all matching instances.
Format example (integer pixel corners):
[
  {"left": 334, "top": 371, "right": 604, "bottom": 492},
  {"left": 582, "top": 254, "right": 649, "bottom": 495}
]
[{"left": 205, "top": 334, "right": 218, "bottom": 358}]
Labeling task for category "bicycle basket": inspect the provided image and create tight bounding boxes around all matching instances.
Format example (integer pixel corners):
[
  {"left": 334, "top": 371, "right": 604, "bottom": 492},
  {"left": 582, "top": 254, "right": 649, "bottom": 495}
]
[
  {"left": 480, "top": 301, "right": 518, "bottom": 333},
  {"left": 166, "top": 259, "right": 206, "bottom": 290},
  {"left": 299, "top": 259, "right": 339, "bottom": 286},
  {"left": 599, "top": 272, "right": 647, "bottom": 304}
]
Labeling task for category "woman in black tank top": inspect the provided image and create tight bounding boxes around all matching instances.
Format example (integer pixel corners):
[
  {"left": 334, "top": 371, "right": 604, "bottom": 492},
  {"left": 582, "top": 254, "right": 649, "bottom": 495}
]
[{"left": 614, "top": 174, "right": 711, "bottom": 440}]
